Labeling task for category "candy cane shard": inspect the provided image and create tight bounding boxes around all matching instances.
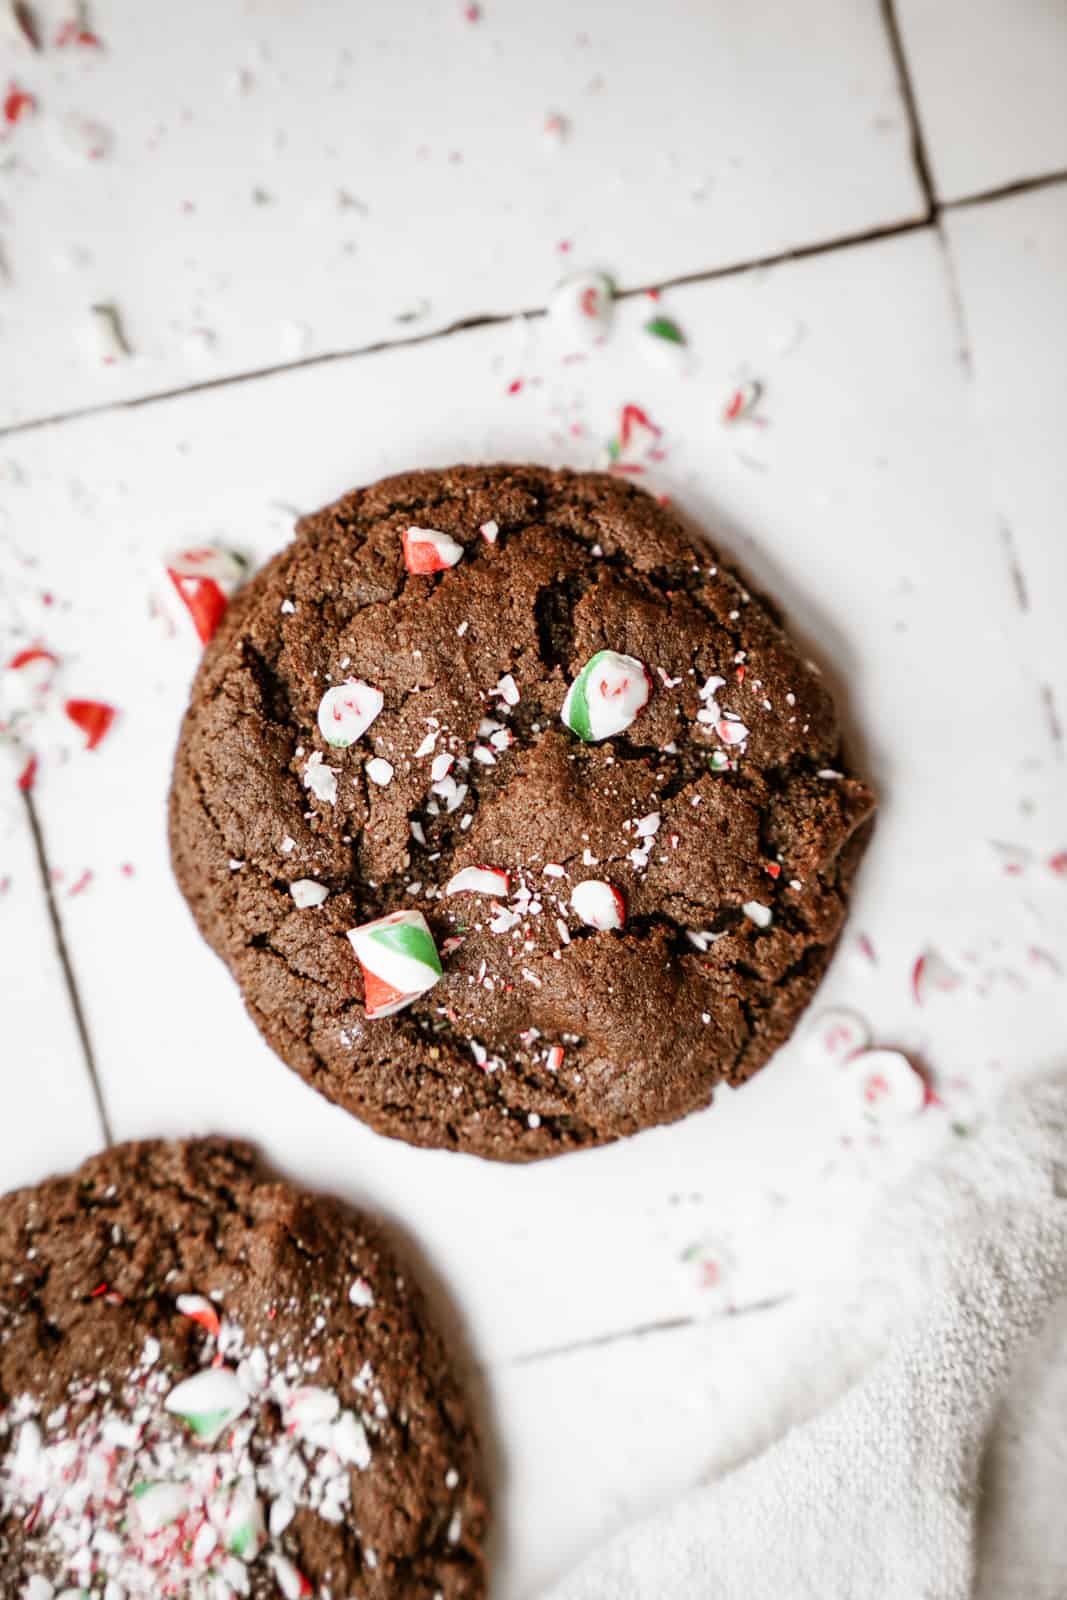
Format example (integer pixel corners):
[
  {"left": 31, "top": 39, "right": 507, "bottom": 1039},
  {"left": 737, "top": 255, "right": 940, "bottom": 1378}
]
[
  {"left": 164, "top": 545, "right": 246, "bottom": 645},
  {"left": 445, "top": 866, "right": 509, "bottom": 898},
  {"left": 317, "top": 679, "right": 384, "bottom": 748},
  {"left": 402, "top": 526, "right": 464, "bottom": 574},
  {"left": 176, "top": 1292, "right": 221, "bottom": 1339},
  {"left": 348, "top": 909, "right": 443, "bottom": 1019},
  {"left": 849, "top": 1047, "right": 927, "bottom": 1122},
  {"left": 164, "top": 1367, "right": 249, "bottom": 1443},
  {"left": 570, "top": 880, "right": 625, "bottom": 930},
  {"left": 131, "top": 1479, "right": 190, "bottom": 1535},
  {"left": 560, "top": 650, "right": 651, "bottom": 742}
]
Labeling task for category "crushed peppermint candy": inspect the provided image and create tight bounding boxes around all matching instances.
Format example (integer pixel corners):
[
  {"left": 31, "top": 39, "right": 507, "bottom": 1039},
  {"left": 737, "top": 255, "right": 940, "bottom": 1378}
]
[
  {"left": 742, "top": 900, "right": 772, "bottom": 929},
  {"left": 491, "top": 673, "right": 520, "bottom": 707},
  {"left": 316, "top": 680, "right": 383, "bottom": 748},
  {"left": 803, "top": 1008, "right": 869, "bottom": 1068},
  {"left": 402, "top": 526, "right": 464, "bottom": 574},
  {"left": 848, "top": 1048, "right": 927, "bottom": 1124},
  {"left": 561, "top": 651, "right": 650, "bottom": 742},
  {"left": 348, "top": 909, "right": 443, "bottom": 1019},
  {"left": 0, "top": 1301, "right": 377, "bottom": 1599},
  {"left": 570, "top": 879, "right": 625, "bottom": 931},
  {"left": 445, "top": 866, "right": 509, "bottom": 898},
  {"left": 479, "top": 521, "right": 499, "bottom": 544},
  {"left": 302, "top": 751, "right": 338, "bottom": 805},
  {"left": 164, "top": 544, "right": 246, "bottom": 646},
  {"left": 289, "top": 878, "right": 328, "bottom": 909},
  {"left": 365, "top": 757, "right": 394, "bottom": 786},
  {"left": 548, "top": 269, "right": 615, "bottom": 345}
]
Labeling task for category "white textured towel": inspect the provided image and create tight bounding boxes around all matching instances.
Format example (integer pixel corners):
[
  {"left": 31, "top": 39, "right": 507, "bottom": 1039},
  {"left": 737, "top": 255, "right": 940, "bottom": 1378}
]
[{"left": 542, "top": 1069, "right": 1067, "bottom": 1600}]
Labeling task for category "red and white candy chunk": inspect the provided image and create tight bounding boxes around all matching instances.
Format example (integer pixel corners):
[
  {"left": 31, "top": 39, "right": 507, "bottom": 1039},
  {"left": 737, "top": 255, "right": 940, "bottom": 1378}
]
[
  {"left": 164, "top": 544, "right": 246, "bottom": 645},
  {"left": 317, "top": 680, "right": 384, "bottom": 748},
  {"left": 445, "top": 866, "right": 509, "bottom": 898},
  {"left": 849, "top": 1048, "right": 927, "bottom": 1124},
  {"left": 403, "top": 526, "right": 464, "bottom": 574},
  {"left": 570, "top": 879, "right": 625, "bottom": 930}
]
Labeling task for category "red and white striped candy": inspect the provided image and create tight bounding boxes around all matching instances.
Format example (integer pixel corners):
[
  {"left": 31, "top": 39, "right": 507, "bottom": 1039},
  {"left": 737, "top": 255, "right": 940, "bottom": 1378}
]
[
  {"left": 348, "top": 908, "right": 443, "bottom": 1019},
  {"left": 561, "top": 650, "right": 651, "bottom": 742},
  {"left": 849, "top": 1048, "right": 927, "bottom": 1123},
  {"left": 2, "top": 647, "right": 58, "bottom": 716},
  {"left": 403, "top": 526, "right": 464, "bottom": 574},
  {"left": 317, "top": 679, "right": 383, "bottom": 748},
  {"left": 571, "top": 879, "right": 625, "bottom": 930},
  {"left": 912, "top": 947, "right": 962, "bottom": 1005},
  {"left": 445, "top": 866, "right": 509, "bottom": 898},
  {"left": 803, "top": 1008, "right": 869, "bottom": 1068},
  {"left": 164, "top": 544, "right": 245, "bottom": 645},
  {"left": 176, "top": 1292, "right": 221, "bottom": 1339}
]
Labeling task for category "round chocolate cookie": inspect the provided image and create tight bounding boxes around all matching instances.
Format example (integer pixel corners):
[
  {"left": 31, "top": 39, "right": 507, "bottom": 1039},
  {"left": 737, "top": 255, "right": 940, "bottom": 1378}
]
[
  {"left": 170, "top": 465, "right": 874, "bottom": 1161},
  {"left": 0, "top": 1139, "right": 487, "bottom": 1598}
]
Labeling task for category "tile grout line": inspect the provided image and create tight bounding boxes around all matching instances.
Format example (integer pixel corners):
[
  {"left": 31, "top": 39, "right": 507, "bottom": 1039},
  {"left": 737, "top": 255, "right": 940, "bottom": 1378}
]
[
  {"left": 479, "top": 1292, "right": 795, "bottom": 1372},
  {"left": 878, "top": 0, "right": 938, "bottom": 220},
  {"left": 2, "top": 167, "right": 1066, "bottom": 445},
  {"left": 21, "top": 790, "right": 115, "bottom": 1148}
]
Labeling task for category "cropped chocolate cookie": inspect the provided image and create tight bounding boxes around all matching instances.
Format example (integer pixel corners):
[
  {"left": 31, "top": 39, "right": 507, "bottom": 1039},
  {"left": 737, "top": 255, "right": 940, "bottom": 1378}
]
[
  {"left": 0, "top": 1139, "right": 487, "bottom": 1598},
  {"left": 170, "top": 465, "right": 874, "bottom": 1161}
]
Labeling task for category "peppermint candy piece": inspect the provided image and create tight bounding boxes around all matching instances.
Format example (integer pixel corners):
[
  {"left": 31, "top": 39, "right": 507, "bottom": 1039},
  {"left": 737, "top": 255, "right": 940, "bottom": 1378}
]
[
  {"left": 165, "top": 544, "right": 246, "bottom": 645},
  {"left": 131, "top": 1479, "right": 190, "bottom": 1535},
  {"left": 365, "top": 756, "right": 394, "bottom": 786},
  {"left": 317, "top": 679, "right": 384, "bottom": 748},
  {"left": 849, "top": 1048, "right": 927, "bottom": 1123},
  {"left": 445, "top": 866, "right": 509, "bottom": 898},
  {"left": 348, "top": 909, "right": 443, "bottom": 1019},
  {"left": 3, "top": 647, "right": 58, "bottom": 717},
  {"left": 561, "top": 650, "right": 651, "bottom": 742},
  {"left": 742, "top": 900, "right": 773, "bottom": 929},
  {"left": 268, "top": 1554, "right": 313, "bottom": 1599},
  {"left": 716, "top": 717, "right": 749, "bottom": 747},
  {"left": 803, "top": 1008, "right": 869, "bottom": 1068},
  {"left": 911, "top": 946, "right": 962, "bottom": 1005},
  {"left": 403, "top": 526, "right": 464, "bottom": 574},
  {"left": 176, "top": 1292, "right": 221, "bottom": 1338},
  {"left": 211, "top": 1481, "right": 266, "bottom": 1559},
  {"left": 290, "top": 878, "right": 328, "bottom": 909},
  {"left": 571, "top": 879, "right": 625, "bottom": 930},
  {"left": 548, "top": 270, "right": 615, "bottom": 345},
  {"left": 65, "top": 698, "right": 116, "bottom": 750},
  {"left": 164, "top": 1366, "right": 249, "bottom": 1443}
]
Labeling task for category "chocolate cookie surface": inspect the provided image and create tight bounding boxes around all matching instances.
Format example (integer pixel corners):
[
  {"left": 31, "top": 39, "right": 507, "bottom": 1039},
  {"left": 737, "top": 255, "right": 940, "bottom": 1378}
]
[
  {"left": 0, "top": 1139, "right": 487, "bottom": 1598},
  {"left": 170, "top": 465, "right": 874, "bottom": 1161}
]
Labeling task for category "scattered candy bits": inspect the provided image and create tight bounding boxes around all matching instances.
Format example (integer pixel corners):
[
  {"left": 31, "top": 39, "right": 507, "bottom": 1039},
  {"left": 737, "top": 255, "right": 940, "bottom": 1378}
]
[
  {"left": 64, "top": 698, "right": 115, "bottom": 750},
  {"left": 570, "top": 879, "right": 625, "bottom": 931},
  {"left": 560, "top": 649, "right": 651, "bottom": 742},
  {"left": 402, "top": 525, "right": 464, "bottom": 574},
  {"left": 348, "top": 908, "right": 443, "bottom": 1019},
  {"left": 317, "top": 679, "right": 383, "bottom": 748},
  {"left": 165, "top": 544, "right": 246, "bottom": 646},
  {"left": 721, "top": 379, "right": 764, "bottom": 424},
  {"left": 3, "top": 1292, "right": 380, "bottom": 1599},
  {"left": 802, "top": 1007, "right": 868, "bottom": 1067},
  {"left": 3, "top": 80, "right": 36, "bottom": 125}
]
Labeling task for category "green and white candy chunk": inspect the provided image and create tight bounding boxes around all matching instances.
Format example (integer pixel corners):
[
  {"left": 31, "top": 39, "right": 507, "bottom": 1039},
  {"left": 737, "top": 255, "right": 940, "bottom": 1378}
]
[
  {"left": 210, "top": 1480, "right": 266, "bottom": 1560},
  {"left": 164, "top": 1366, "right": 250, "bottom": 1443},
  {"left": 348, "top": 908, "right": 443, "bottom": 1018},
  {"left": 317, "top": 679, "right": 384, "bottom": 748},
  {"left": 560, "top": 650, "right": 651, "bottom": 742}
]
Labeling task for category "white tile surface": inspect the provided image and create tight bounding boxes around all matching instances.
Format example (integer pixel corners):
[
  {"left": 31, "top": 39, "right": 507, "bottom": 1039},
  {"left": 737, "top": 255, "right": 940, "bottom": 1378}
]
[
  {"left": 896, "top": 0, "right": 1067, "bottom": 200},
  {"left": 9, "top": 227, "right": 1064, "bottom": 1405},
  {"left": 945, "top": 185, "right": 1067, "bottom": 751},
  {"left": 0, "top": 797, "right": 103, "bottom": 1190},
  {"left": 0, "top": 0, "right": 924, "bottom": 427}
]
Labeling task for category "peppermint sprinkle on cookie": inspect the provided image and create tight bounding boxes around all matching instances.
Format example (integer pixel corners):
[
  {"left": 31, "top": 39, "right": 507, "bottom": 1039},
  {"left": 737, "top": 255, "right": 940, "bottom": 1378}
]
[
  {"left": 560, "top": 650, "right": 651, "bottom": 742},
  {"left": 317, "top": 680, "right": 384, "bottom": 748},
  {"left": 570, "top": 879, "right": 625, "bottom": 930},
  {"left": 403, "top": 526, "right": 464, "bottom": 574}
]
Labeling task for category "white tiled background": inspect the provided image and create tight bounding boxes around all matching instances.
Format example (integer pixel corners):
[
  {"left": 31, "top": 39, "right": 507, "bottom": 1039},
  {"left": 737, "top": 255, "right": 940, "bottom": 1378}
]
[{"left": 1, "top": 3, "right": 1066, "bottom": 1595}]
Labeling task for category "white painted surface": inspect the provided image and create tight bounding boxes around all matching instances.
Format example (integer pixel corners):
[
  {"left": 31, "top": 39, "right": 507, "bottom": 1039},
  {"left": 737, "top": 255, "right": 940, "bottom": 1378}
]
[
  {"left": 896, "top": 0, "right": 1067, "bottom": 200},
  {"left": 0, "top": 799, "right": 103, "bottom": 1189},
  {"left": 2, "top": 4, "right": 1067, "bottom": 1595},
  {"left": 0, "top": 0, "right": 925, "bottom": 426}
]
